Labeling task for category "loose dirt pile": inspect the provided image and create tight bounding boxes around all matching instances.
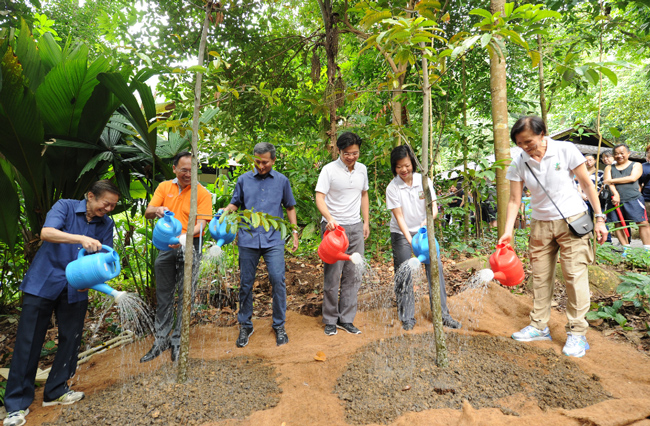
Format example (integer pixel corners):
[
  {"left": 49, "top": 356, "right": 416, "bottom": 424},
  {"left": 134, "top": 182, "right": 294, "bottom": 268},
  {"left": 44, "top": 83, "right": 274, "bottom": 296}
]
[
  {"left": 43, "top": 357, "right": 279, "bottom": 425},
  {"left": 336, "top": 333, "right": 611, "bottom": 425}
]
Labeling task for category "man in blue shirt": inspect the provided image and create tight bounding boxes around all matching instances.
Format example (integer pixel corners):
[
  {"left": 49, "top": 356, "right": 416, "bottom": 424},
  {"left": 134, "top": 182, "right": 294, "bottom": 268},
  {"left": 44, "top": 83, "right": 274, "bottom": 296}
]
[
  {"left": 3, "top": 180, "right": 119, "bottom": 426},
  {"left": 223, "top": 142, "right": 299, "bottom": 347}
]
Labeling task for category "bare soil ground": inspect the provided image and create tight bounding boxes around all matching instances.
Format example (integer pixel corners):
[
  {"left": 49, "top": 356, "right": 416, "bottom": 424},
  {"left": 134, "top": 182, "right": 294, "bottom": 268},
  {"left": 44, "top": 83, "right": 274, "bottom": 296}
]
[{"left": 3, "top": 254, "right": 650, "bottom": 426}]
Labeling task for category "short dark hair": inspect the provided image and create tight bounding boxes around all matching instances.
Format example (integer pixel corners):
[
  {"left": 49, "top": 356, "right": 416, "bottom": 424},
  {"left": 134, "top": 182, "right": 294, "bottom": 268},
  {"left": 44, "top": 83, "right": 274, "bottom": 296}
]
[
  {"left": 585, "top": 154, "right": 595, "bottom": 160},
  {"left": 88, "top": 180, "right": 120, "bottom": 198},
  {"left": 173, "top": 151, "right": 192, "bottom": 166},
  {"left": 601, "top": 150, "right": 613, "bottom": 158},
  {"left": 613, "top": 143, "right": 630, "bottom": 153},
  {"left": 390, "top": 145, "right": 417, "bottom": 176},
  {"left": 337, "top": 132, "right": 362, "bottom": 151},
  {"left": 510, "top": 116, "right": 547, "bottom": 144},
  {"left": 253, "top": 142, "right": 276, "bottom": 159}
]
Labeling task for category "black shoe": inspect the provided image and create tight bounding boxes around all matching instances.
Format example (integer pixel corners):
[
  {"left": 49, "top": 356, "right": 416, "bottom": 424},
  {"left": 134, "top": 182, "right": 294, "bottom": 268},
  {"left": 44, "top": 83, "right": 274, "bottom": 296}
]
[
  {"left": 443, "top": 316, "right": 462, "bottom": 329},
  {"left": 402, "top": 321, "right": 415, "bottom": 331},
  {"left": 140, "top": 341, "right": 170, "bottom": 363},
  {"left": 275, "top": 326, "right": 289, "bottom": 346},
  {"left": 324, "top": 324, "right": 337, "bottom": 336},
  {"left": 336, "top": 321, "right": 362, "bottom": 334},
  {"left": 171, "top": 344, "right": 180, "bottom": 362},
  {"left": 236, "top": 327, "right": 254, "bottom": 348}
]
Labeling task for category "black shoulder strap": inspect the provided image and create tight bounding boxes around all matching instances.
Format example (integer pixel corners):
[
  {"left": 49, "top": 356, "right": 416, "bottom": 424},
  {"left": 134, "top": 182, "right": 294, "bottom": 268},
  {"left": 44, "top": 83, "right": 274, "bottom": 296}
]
[{"left": 524, "top": 162, "right": 568, "bottom": 222}]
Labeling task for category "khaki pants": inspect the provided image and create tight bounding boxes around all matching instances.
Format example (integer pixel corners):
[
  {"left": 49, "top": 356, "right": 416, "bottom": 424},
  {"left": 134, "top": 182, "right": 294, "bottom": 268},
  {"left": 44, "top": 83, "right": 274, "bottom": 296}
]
[{"left": 528, "top": 213, "right": 593, "bottom": 336}]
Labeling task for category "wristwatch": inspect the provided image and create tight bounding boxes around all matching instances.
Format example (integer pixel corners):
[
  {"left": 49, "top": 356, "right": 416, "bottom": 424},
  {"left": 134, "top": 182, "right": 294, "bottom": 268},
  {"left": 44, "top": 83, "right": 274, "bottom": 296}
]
[
  {"left": 594, "top": 213, "right": 606, "bottom": 220},
  {"left": 292, "top": 230, "right": 299, "bottom": 234}
]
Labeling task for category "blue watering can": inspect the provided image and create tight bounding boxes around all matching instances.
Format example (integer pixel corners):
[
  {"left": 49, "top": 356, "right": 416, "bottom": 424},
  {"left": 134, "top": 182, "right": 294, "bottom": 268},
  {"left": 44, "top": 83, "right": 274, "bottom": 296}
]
[
  {"left": 209, "top": 212, "right": 236, "bottom": 247},
  {"left": 153, "top": 211, "right": 182, "bottom": 251},
  {"left": 411, "top": 227, "right": 440, "bottom": 265},
  {"left": 66, "top": 245, "right": 125, "bottom": 301}
]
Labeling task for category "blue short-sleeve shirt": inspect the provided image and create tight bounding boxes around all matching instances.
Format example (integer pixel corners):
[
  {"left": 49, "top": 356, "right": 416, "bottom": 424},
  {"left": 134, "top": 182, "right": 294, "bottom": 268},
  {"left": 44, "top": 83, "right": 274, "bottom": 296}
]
[
  {"left": 229, "top": 169, "right": 296, "bottom": 248},
  {"left": 20, "top": 199, "right": 115, "bottom": 303}
]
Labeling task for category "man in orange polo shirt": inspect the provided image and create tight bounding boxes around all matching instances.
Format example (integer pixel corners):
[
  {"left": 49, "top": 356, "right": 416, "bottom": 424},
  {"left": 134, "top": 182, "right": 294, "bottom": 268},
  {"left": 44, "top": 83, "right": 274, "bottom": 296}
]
[{"left": 140, "top": 151, "right": 213, "bottom": 363}]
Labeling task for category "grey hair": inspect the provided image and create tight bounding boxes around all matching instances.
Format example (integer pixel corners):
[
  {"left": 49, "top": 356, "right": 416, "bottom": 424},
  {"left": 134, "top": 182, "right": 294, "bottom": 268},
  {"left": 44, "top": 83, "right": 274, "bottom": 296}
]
[{"left": 253, "top": 142, "right": 276, "bottom": 159}]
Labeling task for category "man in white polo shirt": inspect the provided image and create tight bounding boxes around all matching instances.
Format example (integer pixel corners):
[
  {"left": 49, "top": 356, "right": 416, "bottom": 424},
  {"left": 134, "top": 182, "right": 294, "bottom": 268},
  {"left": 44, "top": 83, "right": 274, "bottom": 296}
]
[{"left": 315, "top": 132, "right": 370, "bottom": 336}]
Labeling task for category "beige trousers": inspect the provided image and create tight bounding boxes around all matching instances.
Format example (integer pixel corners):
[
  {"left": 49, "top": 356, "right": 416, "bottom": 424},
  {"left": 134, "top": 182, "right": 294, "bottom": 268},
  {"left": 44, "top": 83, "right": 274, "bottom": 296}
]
[{"left": 528, "top": 213, "right": 593, "bottom": 336}]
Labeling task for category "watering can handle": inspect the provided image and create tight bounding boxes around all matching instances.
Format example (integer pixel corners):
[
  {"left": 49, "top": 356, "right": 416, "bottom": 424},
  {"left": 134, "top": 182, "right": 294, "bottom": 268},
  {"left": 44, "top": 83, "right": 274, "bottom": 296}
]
[
  {"left": 78, "top": 244, "right": 114, "bottom": 259},
  {"left": 495, "top": 243, "right": 514, "bottom": 256}
]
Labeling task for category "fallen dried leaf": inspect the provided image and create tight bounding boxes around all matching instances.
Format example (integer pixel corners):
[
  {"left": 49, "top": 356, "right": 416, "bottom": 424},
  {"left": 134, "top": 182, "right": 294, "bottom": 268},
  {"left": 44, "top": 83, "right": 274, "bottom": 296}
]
[{"left": 314, "top": 351, "right": 327, "bottom": 362}]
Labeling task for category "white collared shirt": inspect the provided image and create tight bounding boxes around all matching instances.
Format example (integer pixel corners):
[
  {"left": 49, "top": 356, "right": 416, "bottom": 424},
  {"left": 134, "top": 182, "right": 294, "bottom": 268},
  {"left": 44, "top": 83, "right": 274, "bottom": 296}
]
[
  {"left": 315, "top": 158, "right": 369, "bottom": 225},
  {"left": 506, "top": 138, "right": 587, "bottom": 220},
  {"left": 386, "top": 173, "right": 436, "bottom": 234}
]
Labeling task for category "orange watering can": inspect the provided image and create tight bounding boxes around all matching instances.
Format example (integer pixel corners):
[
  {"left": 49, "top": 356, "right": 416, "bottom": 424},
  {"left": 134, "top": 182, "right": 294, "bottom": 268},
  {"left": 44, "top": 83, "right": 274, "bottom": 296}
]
[
  {"left": 489, "top": 244, "right": 525, "bottom": 287},
  {"left": 318, "top": 225, "right": 352, "bottom": 264}
]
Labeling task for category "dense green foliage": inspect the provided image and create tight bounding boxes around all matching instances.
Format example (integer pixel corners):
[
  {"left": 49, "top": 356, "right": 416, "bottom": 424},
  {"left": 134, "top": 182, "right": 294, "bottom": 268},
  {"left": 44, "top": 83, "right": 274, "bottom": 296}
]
[{"left": 1, "top": 0, "right": 650, "bottom": 308}]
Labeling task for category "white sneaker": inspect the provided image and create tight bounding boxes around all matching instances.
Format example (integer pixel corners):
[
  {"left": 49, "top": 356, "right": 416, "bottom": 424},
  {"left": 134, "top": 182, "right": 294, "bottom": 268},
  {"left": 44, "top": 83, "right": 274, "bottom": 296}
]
[
  {"left": 511, "top": 325, "right": 552, "bottom": 342},
  {"left": 3, "top": 409, "right": 29, "bottom": 426},
  {"left": 42, "top": 390, "right": 85, "bottom": 406},
  {"left": 562, "top": 333, "right": 590, "bottom": 357}
]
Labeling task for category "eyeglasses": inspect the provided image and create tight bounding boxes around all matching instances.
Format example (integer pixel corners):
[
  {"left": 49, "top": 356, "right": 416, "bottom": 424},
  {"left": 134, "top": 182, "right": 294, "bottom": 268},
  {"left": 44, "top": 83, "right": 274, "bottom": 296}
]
[
  {"left": 341, "top": 151, "right": 360, "bottom": 158},
  {"left": 177, "top": 168, "right": 191, "bottom": 174}
]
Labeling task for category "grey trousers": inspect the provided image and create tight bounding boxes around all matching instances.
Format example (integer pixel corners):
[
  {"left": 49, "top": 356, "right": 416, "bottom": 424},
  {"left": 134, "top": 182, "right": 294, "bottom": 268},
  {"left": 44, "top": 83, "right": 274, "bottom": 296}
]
[
  {"left": 391, "top": 232, "right": 451, "bottom": 325},
  {"left": 321, "top": 222, "right": 364, "bottom": 325},
  {"left": 154, "top": 240, "right": 202, "bottom": 346}
]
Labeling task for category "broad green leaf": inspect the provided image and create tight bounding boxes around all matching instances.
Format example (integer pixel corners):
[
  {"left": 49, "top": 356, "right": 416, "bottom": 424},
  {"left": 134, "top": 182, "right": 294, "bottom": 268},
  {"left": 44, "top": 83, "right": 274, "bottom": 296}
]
[
  {"left": 15, "top": 18, "right": 45, "bottom": 92},
  {"left": 78, "top": 81, "right": 122, "bottom": 144},
  {"left": 469, "top": 9, "right": 493, "bottom": 20},
  {"left": 359, "top": 10, "right": 392, "bottom": 30},
  {"left": 78, "top": 151, "right": 113, "bottom": 179},
  {"left": 529, "top": 50, "right": 541, "bottom": 68},
  {"left": 38, "top": 32, "right": 63, "bottom": 73},
  {"left": 0, "top": 48, "right": 45, "bottom": 199},
  {"left": 480, "top": 33, "right": 492, "bottom": 48},
  {"left": 585, "top": 69, "right": 599, "bottom": 85},
  {"left": 598, "top": 66, "right": 618, "bottom": 85},
  {"left": 187, "top": 65, "right": 207, "bottom": 73},
  {"left": 609, "top": 127, "right": 621, "bottom": 138},
  {"left": 261, "top": 216, "right": 270, "bottom": 232},
  {"left": 36, "top": 55, "right": 112, "bottom": 139},
  {"left": 251, "top": 212, "right": 260, "bottom": 229},
  {"left": 531, "top": 10, "right": 562, "bottom": 22},
  {"left": 0, "top": 159, "right": 20, "bottom": 249},
  {"left": 504, "top": 2, "right": 514, "bottom": 17}
]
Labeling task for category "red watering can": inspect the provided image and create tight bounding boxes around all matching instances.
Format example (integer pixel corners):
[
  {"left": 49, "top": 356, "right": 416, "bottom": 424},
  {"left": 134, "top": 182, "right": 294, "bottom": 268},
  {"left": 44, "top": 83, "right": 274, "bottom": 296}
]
[
  {"left": 318, "top": 225, "right": 352, "bottom": 264},
  {"left": 489, "top": 244, "right": 525, "bottom": 287}
]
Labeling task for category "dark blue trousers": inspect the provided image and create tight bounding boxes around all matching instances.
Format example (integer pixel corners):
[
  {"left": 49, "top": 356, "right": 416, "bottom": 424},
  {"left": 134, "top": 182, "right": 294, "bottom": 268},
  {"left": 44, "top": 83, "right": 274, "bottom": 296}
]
[
  {"left": 4, "top": 290, "right": 87, "bottom": 412},
  {"left": 237, "top": 245, "right": 286, "bottom": 329}
]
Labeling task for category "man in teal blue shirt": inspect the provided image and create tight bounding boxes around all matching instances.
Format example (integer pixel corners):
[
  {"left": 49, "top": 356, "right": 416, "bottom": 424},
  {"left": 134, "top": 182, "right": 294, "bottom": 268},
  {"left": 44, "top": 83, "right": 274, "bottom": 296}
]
[{"left": 223, "top": 142, "right": 299, "bottom": 348}]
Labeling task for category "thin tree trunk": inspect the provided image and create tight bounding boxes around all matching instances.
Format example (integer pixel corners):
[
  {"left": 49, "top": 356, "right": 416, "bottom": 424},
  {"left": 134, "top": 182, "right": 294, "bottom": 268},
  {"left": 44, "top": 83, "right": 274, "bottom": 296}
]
[
  {"left": 461, "top": 57, "right": 470, "bottom": 234},
  {"left": 420, "top": 42, "right": 448, "bottom": 368},
  {"left": 178, "top": 0, "right": 211, "bottom": 384},
  {"left": 538, "top": 34, "right": 547, "bottom": 126},
  {"left": 318, "top": 0, "right": 339, "bottom": 158},
  {"left": 489, "top": 0, "right": 511, "bottom": 237}
]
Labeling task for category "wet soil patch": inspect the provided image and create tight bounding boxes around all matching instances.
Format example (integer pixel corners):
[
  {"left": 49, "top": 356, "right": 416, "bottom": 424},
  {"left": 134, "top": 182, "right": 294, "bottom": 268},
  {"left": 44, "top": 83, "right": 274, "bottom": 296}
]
[
  {"left": 336, "top": 332, "right": 611, "bottom": 425},
  {"left": 43, "top": 357, "right": 280, "bottom": 425}
]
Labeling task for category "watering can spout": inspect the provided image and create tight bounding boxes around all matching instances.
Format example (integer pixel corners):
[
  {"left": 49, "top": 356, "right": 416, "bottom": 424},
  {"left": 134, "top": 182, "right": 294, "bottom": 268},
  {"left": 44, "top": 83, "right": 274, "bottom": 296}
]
[
  {"left": 209, "top": 213, "right": 237, "bottom": 247},
  {"left": 417, "top": 254, "right": 427, "bottom": 263},
  {"left": 112, "top": 290, "right": 127, "bottom": 303},
  {"left": 216, "top": 238, "right": 226, "bottom": 247},
  {"left": 492, "top": 271, "right": 507, "bottom": 283}
]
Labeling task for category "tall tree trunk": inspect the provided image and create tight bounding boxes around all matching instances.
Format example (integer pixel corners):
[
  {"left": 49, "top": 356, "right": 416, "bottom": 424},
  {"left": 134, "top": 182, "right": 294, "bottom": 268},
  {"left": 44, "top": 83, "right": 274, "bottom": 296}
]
[
  {"left": 489, "top": 0, "right": 511, "bottom": 237},
  {"left": 420, "top": 42, "right": 448, "bottom": 368},
  {"left": 178, "top": 0, "right": 212, "bottom": 384},
  {"left": 318, "top": 0, "right": 339, "bottom": 159},
  {"left": 461, "top": 57, "right": 470, "bottom": 234},
  {"left": 538, "top": 34, "right": 547, "bottom": 126}
]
